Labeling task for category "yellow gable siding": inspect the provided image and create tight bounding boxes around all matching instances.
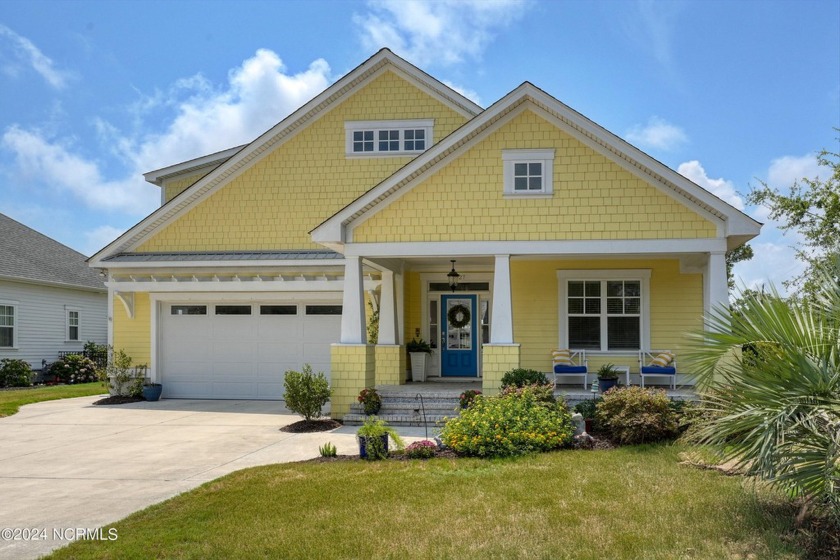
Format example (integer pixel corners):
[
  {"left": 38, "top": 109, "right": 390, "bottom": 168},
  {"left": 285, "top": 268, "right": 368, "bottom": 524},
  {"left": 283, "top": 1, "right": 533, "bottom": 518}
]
[
  {"left": 511, "top": 259, "right": 703, "bottom": 372},
  {"left": 353, "top": 110, "right": 717, "bottom": 243},
  {"left": 138, "top": 71, "right": 468, "bottom": 252},
  {"left": 162, "top": 171, "right": 209, "bottom": 204}
]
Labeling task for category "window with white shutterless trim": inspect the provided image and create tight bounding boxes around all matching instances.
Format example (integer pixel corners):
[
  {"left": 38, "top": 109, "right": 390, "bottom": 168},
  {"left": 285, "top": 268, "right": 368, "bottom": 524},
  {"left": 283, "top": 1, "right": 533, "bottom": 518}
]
[
  {"left": 345, "top": 120, "right": 433, "bottom": 157},
  {"left": 66, "top": 308, "right": 80, "bottom": 342},
  {"left": 0, "top": 303, "right": 16, "bottom": 348},
  {"left": 502, "top": 149, "right": 555, "bottom": 195}
]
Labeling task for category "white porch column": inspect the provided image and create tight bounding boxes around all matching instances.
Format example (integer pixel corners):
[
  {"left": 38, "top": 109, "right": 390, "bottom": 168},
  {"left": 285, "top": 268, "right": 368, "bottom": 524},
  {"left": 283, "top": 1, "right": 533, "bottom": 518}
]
[
  {"left": 490, "top": 254, "right": 514, "bottom": 344},
  {"left": 378, "top": 269, "right": 398, "bottom": 345},
  {"left": 395, "top": 266, "right": 404, "bottom": 344},
  {"left": 706, "top": 251, "right": 729, "bottom": 317},
  {"left": 340, "top": 256, "right": 367, "bottom": 344}
]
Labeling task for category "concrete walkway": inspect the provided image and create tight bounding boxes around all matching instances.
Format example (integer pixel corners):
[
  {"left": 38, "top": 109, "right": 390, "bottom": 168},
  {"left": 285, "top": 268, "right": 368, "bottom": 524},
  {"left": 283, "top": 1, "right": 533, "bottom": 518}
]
[{"left": 0, "top": 396, "right": 434, "bottom": 560}]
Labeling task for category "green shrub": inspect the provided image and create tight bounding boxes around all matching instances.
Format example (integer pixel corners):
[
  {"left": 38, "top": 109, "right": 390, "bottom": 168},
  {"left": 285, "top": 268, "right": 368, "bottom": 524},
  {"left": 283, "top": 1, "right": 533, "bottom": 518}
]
[
  {"left": 0, "top": 358, "right": 33, "bottom": 388},
  {"left": 283, "top": 364, "right": 330, "bottom": 421},
  {"left": 357, "top": 416, "right": 404, "bottom": 460},
  {"left": 573, "top": 398, "right": 602, "bottom": 419},
  {"left": 499, "top": 382, "right": 557, "bottom": 405},
  {"left": 319, "top": 442, "right": 337, "bottom": 458},
  {"left": 595, "top": 386, "right": 678, "bottom": 445},
  {"left": 441, "top": 385, "right": 574, "bottom": 457},
  {"left": 49, "top": 354, "right": 98, "bottom": 384},
  {"left": 500, "top": 368, "right": 548, "bottom": 388}
]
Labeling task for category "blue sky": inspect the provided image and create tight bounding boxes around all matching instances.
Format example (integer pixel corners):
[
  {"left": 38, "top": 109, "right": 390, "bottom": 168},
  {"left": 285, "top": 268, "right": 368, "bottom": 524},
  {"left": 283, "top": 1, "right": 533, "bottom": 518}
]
[{"left": 1, "top": 0, "right": 838, "bottom": 294}]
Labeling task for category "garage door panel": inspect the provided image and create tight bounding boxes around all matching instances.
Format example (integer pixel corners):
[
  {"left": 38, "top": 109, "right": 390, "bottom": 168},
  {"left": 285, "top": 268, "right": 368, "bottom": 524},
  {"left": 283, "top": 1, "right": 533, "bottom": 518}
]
[{"left": 161, "top": 301, "right": 339, "bottom": 400}]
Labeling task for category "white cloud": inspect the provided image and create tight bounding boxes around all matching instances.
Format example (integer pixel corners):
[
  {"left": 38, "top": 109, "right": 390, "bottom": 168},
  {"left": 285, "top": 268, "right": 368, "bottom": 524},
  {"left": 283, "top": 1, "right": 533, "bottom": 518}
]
[
  {"left": 731, "top": 240, "right": 805, "bottom": 297},
  {"left": 1, "top": 50, "right": 333, "bottom": 216},
  {"left": 83, "top": 225, "right": 126, "bottom": 256},
  {"left": 0, "top": 24, "right": 70, "bottom": 89},
  {"left": 626, "top": 116, "right": 688, "bottom": 151},
  {"left": 442, "top": 80, "right": 482, "bottom": 106},
  {"left": 766, "top": 153, "right": 824, "bottom": 188},
  {"left": 355, "top": 0, "right": 528, "bottom": 67},
  {"left": 677, "top": 160, "right": 744, "bottom": 210}
]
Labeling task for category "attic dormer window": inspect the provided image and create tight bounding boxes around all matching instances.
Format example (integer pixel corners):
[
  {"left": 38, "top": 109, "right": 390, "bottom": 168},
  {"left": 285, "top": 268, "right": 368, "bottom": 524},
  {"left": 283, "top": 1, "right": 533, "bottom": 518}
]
[{"left": 346, "top": 120, "right": 433, "bottom": 157}]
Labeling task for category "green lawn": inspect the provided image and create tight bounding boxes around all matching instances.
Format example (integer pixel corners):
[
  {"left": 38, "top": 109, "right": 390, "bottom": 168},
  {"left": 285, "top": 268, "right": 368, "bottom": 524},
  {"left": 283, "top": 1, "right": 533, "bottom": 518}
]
[
  {"left": 0, "top": 383, "right": 106, "bottom": 417},
  {"left": 50, "top": 445, "right": 807, "bottom": 560}
]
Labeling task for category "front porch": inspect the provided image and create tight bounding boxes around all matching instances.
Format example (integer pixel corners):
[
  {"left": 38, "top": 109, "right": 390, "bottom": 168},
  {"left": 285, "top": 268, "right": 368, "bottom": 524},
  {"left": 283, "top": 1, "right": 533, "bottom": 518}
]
[{"left": 341, "top": 380, "right": 698, "bottom": 426}]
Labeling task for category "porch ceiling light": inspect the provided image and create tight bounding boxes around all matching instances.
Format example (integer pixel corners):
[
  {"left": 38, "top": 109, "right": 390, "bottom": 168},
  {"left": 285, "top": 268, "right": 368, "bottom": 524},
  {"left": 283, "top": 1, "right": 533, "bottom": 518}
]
[{"left": 447, "top": 260, "right": 461, "bottom": 292}]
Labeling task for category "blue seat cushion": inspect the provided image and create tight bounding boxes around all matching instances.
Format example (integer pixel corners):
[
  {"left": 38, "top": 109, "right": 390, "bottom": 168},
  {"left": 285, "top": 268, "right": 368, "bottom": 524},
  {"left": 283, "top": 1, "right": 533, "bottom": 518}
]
[
  {"left": 641, "top": 366, "right": 676, "bottom": 375},
  {"left": 554, "top": 365, "right": 587, "bottom": 374}
]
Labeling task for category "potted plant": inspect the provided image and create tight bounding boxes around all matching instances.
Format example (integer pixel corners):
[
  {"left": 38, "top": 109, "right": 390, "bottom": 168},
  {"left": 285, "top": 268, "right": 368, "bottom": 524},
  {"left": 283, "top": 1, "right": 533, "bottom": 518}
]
[
  {"left": 406, "top": 338, "right": 431, "bottom": 382},
  {"left": 357, "top": 387, "right": 382, "bottom": 415},
  {"left": 356, "top": 416, "right": 405, "bottom": 460},
  {"left": 142, "top": 381, "right": 163, "bottom": 402},
  {"left": 597, "top": 363, "right": 621, "bottom": 393}
]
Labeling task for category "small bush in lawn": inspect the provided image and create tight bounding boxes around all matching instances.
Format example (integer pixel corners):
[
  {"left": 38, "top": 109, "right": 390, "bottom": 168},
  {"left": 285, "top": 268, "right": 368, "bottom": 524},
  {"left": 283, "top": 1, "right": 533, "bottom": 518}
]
[
  {"left": 0, "top": 358, "right": 33, "bottom": 388},
  {"left": 319, "top": 442, "right": 337, "bottom": 458},
  {"left": 595, "top": 386, "right": 678, "bottom": 445},
  {"left": 405, "top": 440, "right": 437, "bottom": 459},
  {"left": 441, "top": 385, "right": 574, "bottom": 457},
  {"left": 500, "top": 368, "right": 548, "bottom": 388},
  {"left": 283, "top": 364, "right": 330, "bottom": 421},
  {"left": 49, "top": 354, "right": 98, "bottom": 384}
]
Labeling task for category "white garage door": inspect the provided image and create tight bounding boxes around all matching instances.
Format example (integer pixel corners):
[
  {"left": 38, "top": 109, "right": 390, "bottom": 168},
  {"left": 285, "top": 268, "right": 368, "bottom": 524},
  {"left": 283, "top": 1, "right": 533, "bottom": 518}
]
[{"left": 160, "top": 302, "right": 341, "bottom": 399}]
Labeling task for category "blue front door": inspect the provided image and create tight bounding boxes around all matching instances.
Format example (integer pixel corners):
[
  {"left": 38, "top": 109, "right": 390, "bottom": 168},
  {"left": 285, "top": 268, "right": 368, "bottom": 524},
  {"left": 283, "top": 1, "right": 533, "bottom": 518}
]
[{"left": 441, "top": 294, "right": 478, "bottom": 377}]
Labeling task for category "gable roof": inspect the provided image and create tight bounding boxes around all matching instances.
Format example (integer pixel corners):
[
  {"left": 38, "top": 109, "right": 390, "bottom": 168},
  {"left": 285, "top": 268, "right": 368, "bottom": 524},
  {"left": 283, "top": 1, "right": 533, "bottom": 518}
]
[
  {"left": 143, "top": 145, "right": 246, "bottom": 186},
  {"left": 0, "top": 214, "right": 105, "bottom": 292},
  {"left": 312, "top": 82, "right": 761, "bottom": 250},
  {"left": 89, "top": 49, "right": 483, "bottom": 267}
]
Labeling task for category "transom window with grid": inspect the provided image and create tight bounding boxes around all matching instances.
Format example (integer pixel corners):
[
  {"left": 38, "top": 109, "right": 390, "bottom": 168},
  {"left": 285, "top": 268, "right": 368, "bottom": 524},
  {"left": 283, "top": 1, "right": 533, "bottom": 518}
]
[
  {"left": 559, "top": 271, "right": 650, "bottom": 352},
  {"left": 346, "top": 120, "right": 432, "bottom": 156}
]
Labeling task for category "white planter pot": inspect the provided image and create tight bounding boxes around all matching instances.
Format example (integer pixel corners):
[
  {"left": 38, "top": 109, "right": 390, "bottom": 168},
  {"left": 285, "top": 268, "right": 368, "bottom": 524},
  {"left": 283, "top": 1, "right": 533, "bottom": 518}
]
[{"left": 409, "top": 352, "right": 428, "bottom": 383}]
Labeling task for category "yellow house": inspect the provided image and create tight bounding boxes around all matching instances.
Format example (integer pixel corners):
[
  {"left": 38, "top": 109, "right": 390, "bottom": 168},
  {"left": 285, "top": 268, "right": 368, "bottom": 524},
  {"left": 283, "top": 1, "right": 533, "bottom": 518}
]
[{"left": 89, "top": 49, "right": 761, "bottom": 418}]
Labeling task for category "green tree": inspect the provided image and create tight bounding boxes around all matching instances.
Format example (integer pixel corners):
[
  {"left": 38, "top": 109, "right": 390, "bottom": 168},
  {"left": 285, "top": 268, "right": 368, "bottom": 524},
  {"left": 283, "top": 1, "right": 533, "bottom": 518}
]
[
  {"left": 687, "top": 258, "right": 840, "bottom": 521},
  {"left": 747, "top": 145, "right": 840, "bottom": 297},
  {"left": 726, "top": 243, "right": 754, "bottom": 290}
]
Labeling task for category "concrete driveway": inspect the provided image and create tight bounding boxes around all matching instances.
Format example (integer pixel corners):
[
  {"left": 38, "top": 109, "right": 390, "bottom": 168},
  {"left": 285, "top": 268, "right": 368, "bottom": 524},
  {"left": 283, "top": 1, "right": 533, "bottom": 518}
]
[{"left": 0, "top": 395, "right": 427, "bottom": 560}]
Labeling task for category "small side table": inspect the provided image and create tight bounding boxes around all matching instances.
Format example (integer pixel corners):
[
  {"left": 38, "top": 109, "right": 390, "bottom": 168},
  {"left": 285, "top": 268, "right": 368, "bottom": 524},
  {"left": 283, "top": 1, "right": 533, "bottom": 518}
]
[{"left": 614, "top": 365, "right": 631, "bottom": 386}]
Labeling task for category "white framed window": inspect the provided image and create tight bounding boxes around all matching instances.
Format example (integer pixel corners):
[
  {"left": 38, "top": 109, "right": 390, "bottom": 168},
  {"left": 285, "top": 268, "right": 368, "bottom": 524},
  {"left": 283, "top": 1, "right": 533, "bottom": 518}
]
[
  {"left": 0, "top": 303, "right": 16, "bottom": 348},
  {"left": 557, "top": 270, "right": 651, "bottom": 351},
  {"left": 345, "top": 120, "right": 433, "bottom": 157},
  {"left": 503, "top": 149, "right": 555, "bottom": 196},
  {"left": 66, "top": 308, "right": 80, "bottom": 342}
]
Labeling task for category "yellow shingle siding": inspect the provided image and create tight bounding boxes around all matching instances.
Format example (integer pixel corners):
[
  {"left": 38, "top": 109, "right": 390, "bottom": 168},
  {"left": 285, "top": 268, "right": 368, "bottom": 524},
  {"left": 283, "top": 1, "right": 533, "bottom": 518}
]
[
  {"left": 511, "top": 259, "right": 703, "bottom": 373},
  {"left": 162, "top": 171, "right": 208, "bottom": 204},
  {"left": 112, "top": 292, "right": 151, "bottom": 366},
  {"left": 137, "top": 71, "right": 468, "bottom": 252},
  {"left": 353, "top": 109, "right": 717, "bottom": 242}
]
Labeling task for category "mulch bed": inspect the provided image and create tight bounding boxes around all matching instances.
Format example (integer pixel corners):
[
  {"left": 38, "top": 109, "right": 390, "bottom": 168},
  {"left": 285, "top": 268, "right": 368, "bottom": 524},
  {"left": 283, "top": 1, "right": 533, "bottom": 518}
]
[
  {"left": 280, "top": 419, "right": 343, "bottom": 433},
  {"left": 93, "top": 396, "right": 145, "bottom": 406}
]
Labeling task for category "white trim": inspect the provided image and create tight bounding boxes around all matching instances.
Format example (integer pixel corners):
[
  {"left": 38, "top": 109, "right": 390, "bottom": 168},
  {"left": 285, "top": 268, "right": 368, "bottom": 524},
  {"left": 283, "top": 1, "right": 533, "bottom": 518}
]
[
  {"left": 502, "top": 149, "right": 555, "bottom": 196},
  {"left": 143, "top": 145, "right": 245, "bottom": 186},
  {"left": 65, "top": 306, "right": 81, "bottom": 342},
  {"left": 0, "top": 274, "right": 106, "bottom": 294},
  {"left": 344, "top": 238, "right": 727, "bottom": 258},
  {"left": 0, "top": 300, "right": 18, "bottom": 349},
  {"left": 490, "top": 255, "right": 513, "bottom": 343},
  {"left": 100, "top": 258, "right": 344, "bottom": 269},
  {"left": 105, "top": 279, "right": 379, "bottom": 293},
  {"left": 557, "top": 269, "right": 651, "bottom": 351},
  {"left": 345, "top": 119, "right": 434, "bottom": 158},
  {"left": 107, "top": 283, "right": 114, "bottom": 351},
  {"left": 115, "top": 292, "right": 135, "bottom": 319}
]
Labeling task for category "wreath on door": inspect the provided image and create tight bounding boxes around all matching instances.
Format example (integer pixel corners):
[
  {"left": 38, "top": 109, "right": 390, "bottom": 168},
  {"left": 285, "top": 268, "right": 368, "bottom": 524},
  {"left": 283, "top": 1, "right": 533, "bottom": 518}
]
[{"left": 447, "top": 303, "right": 471, "bottom": 329}]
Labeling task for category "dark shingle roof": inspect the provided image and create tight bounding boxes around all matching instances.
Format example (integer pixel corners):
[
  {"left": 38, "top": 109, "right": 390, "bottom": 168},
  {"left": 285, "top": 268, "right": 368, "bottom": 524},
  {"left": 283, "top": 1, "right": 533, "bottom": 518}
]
[{"left": 0, "top": 214, "right": 105, "bottom": 291}]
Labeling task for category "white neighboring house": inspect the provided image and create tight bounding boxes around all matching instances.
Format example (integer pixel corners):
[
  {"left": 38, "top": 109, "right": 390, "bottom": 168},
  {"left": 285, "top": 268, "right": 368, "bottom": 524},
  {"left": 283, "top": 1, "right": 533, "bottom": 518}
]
[{"left": 0, "top": 214, "right": 107, "bottom": 370}]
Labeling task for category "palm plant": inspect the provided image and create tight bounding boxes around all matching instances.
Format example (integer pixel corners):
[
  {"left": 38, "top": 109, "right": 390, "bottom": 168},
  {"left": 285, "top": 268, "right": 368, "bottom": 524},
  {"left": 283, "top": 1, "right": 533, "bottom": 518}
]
[{"left": 686, "top": 259, "right": 840, "bottom": 521}]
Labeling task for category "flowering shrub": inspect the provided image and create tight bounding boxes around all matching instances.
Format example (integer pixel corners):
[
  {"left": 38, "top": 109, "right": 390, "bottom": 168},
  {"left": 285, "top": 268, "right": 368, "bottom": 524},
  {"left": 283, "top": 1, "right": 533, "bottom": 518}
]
[
  {"left": 595, "top": 386, "right": 678, "bottom": 444},
  {"left": 459, "top": 389, "right": 481, "bottom": 409},
  {"left": 499, "top": 383, "right": 556, "bottom": 404},
  {"left": 0, "top": 358, "right": 33, "bottom": 388},
  {"left": 441, "top": 385, "right": 574, "bottom": 457},
  {"left": 49, "top": 354, "right": 97, "bottom": 384},
  {"left": 405, "top": 440, "right": 437, "bottom": 459},
  {"left": 357, "top": 388, "right": 381, "bottom": 415}
]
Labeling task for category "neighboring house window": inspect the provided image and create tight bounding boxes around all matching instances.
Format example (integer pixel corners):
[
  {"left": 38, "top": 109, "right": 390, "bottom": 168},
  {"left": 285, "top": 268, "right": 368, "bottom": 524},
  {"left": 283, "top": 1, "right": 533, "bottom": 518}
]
[
  {"left": 0, "top": 304, "right": 15, "bottom": 348},
  {"left": 345, "top": 120, "right": 433, "bottom": 156},
  {"left": 557, "top": 270, "right": 650, "bottom": 351},
  {"left": 66, "top": 308, "right": 80, "bottom": 341},
  {"left": 502, "top": 149, "right": 555, "bottom": 195}
]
